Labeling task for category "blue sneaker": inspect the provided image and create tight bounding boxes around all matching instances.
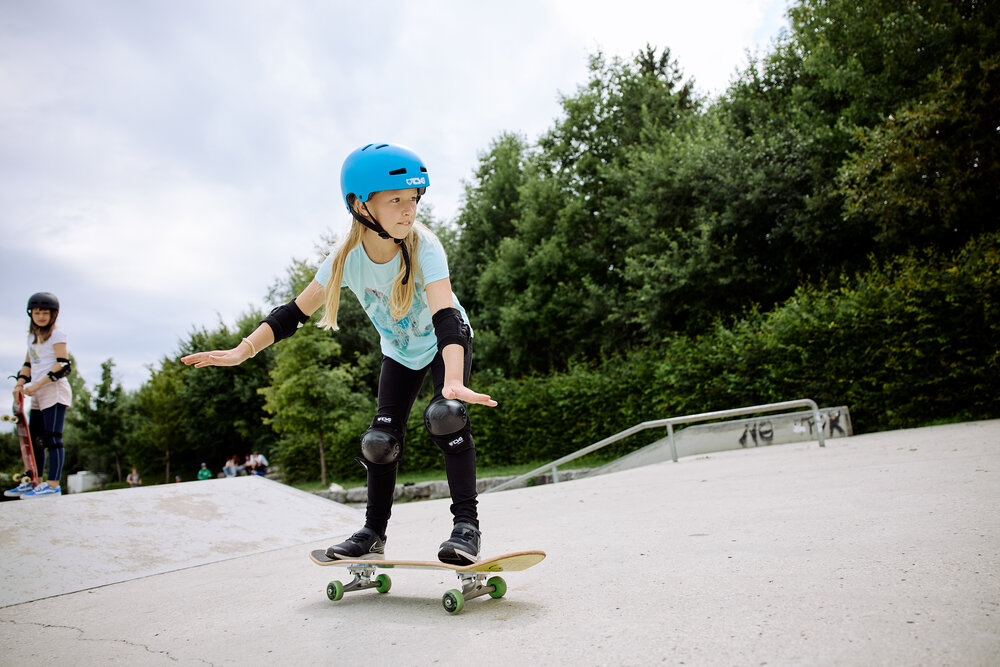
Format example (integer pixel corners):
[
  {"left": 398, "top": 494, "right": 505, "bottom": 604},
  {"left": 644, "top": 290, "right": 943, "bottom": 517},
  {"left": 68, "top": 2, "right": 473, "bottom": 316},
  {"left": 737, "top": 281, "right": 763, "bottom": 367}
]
[
  {"left": 21, "top": 484, "right": 61, "bottom": 498},
  {"left": 4, "top": 479, "right": 34, "bottom": 497}
]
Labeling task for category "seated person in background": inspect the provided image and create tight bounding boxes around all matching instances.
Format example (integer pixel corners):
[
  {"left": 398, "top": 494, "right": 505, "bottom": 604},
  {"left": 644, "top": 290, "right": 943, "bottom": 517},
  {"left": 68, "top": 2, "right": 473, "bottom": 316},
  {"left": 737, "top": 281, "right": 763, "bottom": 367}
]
[{"left": 249, "top": 451, "right": 268, "bottom": 476}]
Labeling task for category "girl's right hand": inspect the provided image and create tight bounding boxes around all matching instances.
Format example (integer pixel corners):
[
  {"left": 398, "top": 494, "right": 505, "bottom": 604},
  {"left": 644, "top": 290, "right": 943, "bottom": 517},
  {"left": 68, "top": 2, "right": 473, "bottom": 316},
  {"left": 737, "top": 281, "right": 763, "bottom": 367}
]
[
  {"left": 180, "top": 345, "right": 251, "bottom": 368},
  {"left": 442, "top": 381, "right": 498, "bottom": 407}
]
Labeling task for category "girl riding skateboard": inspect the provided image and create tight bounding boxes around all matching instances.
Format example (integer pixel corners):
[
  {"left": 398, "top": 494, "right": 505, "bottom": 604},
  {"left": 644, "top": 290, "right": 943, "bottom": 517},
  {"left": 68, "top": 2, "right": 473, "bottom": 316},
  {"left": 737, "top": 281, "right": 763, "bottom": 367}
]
[{"left": 182, "top": 143, "right": 497, "bottom": 564}]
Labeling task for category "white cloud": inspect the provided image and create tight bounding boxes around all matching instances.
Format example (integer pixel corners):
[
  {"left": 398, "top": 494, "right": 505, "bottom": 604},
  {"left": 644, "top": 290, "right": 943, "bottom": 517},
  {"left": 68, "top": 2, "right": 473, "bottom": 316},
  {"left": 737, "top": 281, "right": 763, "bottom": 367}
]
[{"left": 549, "top": 0, "right": 786, "bottom": 95}]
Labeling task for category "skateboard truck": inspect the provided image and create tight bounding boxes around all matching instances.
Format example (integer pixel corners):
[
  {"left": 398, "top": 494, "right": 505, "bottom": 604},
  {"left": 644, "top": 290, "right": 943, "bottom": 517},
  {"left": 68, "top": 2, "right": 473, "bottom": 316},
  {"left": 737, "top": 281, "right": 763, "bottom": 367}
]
[
  {"left": 443, "top": 572, "right": 507, "bottom": 614},
  {"left": 326, "top": 563, "right": 393, "bottom": 600}
]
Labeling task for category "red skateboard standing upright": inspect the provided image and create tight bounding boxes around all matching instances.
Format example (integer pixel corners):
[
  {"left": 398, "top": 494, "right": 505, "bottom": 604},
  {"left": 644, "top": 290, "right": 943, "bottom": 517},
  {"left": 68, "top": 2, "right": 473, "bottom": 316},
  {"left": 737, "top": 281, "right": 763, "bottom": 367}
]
[{"left": 9, "top": 393, "right": 38, "bottom": 485}]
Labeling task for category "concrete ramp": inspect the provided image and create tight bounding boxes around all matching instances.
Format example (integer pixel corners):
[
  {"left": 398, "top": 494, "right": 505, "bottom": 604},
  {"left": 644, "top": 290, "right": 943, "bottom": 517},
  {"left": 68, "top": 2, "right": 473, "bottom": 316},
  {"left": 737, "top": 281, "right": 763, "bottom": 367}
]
[{"left": 0, "top": 476, "right": 363, "bottom": 607}]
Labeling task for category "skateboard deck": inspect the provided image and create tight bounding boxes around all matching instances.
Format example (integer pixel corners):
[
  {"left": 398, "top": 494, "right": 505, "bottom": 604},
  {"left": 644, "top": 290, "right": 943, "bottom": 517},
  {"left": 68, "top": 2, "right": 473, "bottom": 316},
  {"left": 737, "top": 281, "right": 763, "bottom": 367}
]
[
  {"left": 310, "top": 549, "right": 545, "bottom": 614},
  {"left": 9, "top": 395, "right": 37, "bottom": 484}
]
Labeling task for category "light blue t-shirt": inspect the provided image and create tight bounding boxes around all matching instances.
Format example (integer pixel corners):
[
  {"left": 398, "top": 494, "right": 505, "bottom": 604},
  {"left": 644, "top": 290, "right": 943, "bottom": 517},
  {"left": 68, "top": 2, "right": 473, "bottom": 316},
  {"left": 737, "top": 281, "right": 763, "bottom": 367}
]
[{"left": 315, "top": 230, "right": 472, "bottom": 370}]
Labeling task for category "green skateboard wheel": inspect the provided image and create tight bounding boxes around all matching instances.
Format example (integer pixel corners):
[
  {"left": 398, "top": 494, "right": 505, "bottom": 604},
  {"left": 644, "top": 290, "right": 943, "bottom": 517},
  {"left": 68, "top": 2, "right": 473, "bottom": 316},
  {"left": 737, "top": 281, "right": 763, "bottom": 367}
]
[
  {"left": 326, "top": 580, "right": 345, "bottom": 601},
  {"left": 442, "top": 589, "right": 465, "bottom": 614},
  {"left": 487, "top": 576, "right": 507, "bottom": 598}
]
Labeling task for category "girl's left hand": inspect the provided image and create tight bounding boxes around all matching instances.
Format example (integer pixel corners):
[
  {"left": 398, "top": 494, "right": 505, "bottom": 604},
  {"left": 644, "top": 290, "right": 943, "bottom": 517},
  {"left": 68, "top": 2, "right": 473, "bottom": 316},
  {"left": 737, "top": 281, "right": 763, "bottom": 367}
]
[
  {"left": 22, "top": 383, "right": 37, "bottom": 398},
  {"left": 442, "top": 382, "right": 498, "bottom": 407},
  {"left": 180, "top": 345, "right": 251, "bottom": 368}
]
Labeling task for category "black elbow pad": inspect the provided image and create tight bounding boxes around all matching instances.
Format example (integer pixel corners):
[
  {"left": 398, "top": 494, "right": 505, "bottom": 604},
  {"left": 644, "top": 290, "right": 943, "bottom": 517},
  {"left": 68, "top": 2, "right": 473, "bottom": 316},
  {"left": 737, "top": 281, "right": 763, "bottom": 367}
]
[
  {"left": 432, "top": 308, "right": 469, "bottom": 352},
  {"left": 262, "top": 299, "right": 309, "bottom": 342},
  {"left": 48, "top": 358, "right": 72, "bottom": 381}
]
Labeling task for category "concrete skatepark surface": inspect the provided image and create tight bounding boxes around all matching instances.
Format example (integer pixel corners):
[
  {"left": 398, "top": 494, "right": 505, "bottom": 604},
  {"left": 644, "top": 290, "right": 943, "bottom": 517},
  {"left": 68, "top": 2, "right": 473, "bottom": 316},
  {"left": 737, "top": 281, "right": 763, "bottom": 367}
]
[
  {"left": 0, "top": 477, "right": 365, "bottom": 608},
  {"left": 1, "top": 420, "right": 997, "bottom": 665}
]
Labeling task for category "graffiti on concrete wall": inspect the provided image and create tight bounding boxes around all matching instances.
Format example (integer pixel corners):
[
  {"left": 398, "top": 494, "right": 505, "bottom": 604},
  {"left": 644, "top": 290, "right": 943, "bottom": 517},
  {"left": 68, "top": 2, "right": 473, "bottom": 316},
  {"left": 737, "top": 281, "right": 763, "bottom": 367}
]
[
  {"left": 739, "top": 422, "right": 774, "bottom": 448},
  {"left": 738, "top": 410, "right": 849, "bottom": 448},
  {"left": 791, "top": 410, "right": 847, "bottom": 438}
]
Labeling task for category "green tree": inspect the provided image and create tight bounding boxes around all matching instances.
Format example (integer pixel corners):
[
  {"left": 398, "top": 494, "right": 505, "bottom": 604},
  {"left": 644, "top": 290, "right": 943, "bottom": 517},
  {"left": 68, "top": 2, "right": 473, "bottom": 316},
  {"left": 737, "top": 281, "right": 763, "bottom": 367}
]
[
  {"left": 130, "top": 358, "right": 187, "bottom": 483},
  {"left": 615, "top": 0, "right": 1000, "bottom": 340},
  {"left": 837, "top": 11, "right": 1000, "bottom": 250},
  {"left": 450, "top": 133, "right": 530, "bottom": 311},
  {"left": 69, "top": 359, "right": 128, "bottom": 481},
  {"left": 776, "top": 0, "right": 1000, "bottom": 259},
  {"left": 174, "top": 311, "right": 277, "bottom": 477},
  {"left": 0, "top": 429, "right": 19, "bottom": 473},
  {"left": 259, "top": 319, "right": 372, "bottom": 484},
  {"left": 475, "top": 47, "right": 698, "bottom": 374},
  {"left": 448, "top": 133, "right": 530, "bottom": 371}
]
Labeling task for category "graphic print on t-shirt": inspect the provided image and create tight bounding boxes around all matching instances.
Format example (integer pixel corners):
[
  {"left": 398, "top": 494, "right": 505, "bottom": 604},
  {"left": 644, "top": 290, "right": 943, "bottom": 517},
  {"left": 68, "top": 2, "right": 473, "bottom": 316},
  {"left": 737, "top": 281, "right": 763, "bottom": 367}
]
[{"left": 362, "top": 286, "right": 434, "bottom": 353}]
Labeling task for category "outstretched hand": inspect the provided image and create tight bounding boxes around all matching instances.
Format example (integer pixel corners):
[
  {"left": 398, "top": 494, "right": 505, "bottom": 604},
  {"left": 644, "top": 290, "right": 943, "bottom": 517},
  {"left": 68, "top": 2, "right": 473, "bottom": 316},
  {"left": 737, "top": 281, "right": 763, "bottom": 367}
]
[
  {"left": 180, "top": 345, "right": 251, "bottom": 368},
  {"left": 442, "top": 382, "right": 498, "bottom": 407}
]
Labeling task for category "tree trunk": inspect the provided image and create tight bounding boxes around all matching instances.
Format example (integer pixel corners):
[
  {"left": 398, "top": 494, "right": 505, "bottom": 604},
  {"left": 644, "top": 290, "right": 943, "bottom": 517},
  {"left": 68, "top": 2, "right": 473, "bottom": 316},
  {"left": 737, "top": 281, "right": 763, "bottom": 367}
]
[{"left": 319, "top": 436, "right": 327, "bottom": 488}]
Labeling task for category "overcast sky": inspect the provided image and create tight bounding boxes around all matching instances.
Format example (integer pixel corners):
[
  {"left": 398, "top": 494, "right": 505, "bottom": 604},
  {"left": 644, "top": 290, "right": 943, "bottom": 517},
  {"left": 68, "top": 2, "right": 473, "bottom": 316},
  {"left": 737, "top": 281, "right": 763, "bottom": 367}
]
[{"left": 1, "top": 0, "right": 791, "bottom": 394}]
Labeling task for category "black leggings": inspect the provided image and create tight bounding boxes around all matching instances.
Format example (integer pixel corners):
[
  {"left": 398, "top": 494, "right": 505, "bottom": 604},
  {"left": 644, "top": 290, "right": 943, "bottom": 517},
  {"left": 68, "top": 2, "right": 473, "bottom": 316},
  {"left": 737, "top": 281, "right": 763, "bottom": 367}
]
[
  {"left": 364, "top": 348, "right": 478, "bottom": 537},
  {"left": 29, "top": 403, "right": 67, "bottom": 483}
]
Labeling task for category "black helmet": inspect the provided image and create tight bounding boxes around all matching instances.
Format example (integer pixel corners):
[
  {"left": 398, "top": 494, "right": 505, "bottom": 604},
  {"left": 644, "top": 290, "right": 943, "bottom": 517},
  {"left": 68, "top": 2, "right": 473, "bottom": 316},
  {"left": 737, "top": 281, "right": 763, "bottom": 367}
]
[{"left": 27, "top": 292, "right": 60, "bottom": 315}]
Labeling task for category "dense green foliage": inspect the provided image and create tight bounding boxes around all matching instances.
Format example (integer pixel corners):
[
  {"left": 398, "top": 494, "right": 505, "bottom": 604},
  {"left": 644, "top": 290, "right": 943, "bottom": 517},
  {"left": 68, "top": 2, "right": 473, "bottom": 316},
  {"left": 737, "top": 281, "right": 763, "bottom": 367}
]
[
  {"left": 9, "top": 0, "right": 994, "bottom": 485},
  {"left": 465, "top": 232, "right": 1000, "bottom": 467},
  {"left": 452, "top": 0, "right": 999, "bottom": 369}
]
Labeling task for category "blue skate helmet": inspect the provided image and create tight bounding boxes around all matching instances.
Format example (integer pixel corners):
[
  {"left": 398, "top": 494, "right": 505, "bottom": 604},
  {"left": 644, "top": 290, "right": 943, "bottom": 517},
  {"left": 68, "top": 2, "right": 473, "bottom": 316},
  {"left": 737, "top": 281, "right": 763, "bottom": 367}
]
[
  {"left": 340, "top": 143, "right": 430, "bottom": 285},
  {"left": 340, "top": 143, "right": 429, "bottom": 211}
]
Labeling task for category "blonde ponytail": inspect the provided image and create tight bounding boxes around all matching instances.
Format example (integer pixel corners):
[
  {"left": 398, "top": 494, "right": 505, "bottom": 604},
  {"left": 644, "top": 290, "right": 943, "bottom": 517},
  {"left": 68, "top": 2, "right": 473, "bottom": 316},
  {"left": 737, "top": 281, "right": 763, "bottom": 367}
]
[
  {"left": 317, "top": 222, "right": 365, "bottom": 331},
  {"left": 389, "top": 227, "right": 422, "bottom": 319}
]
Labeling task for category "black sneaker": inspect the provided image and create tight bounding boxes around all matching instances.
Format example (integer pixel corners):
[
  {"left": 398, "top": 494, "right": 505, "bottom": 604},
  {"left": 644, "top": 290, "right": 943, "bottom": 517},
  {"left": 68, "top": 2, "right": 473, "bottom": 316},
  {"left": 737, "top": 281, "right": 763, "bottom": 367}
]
[
  {"left": 325, "top": 527, "right": 386, "bottom": 560},
  {"left": 438, "top": 522, "right": 481, "bottom": 565}
]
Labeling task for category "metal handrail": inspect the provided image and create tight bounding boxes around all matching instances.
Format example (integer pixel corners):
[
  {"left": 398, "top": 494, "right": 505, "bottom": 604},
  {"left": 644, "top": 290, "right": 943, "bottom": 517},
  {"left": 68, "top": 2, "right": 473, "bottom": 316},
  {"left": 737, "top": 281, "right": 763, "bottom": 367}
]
[{"left": 484, "top": 399, "right": 826, "bottom": 494}]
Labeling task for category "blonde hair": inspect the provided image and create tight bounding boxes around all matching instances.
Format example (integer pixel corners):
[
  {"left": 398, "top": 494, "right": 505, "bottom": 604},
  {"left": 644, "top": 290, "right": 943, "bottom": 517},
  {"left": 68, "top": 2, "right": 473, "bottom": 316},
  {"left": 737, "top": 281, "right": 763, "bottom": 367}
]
[{"left": 317, "top": 198, "right": 426, "bottom": 330}]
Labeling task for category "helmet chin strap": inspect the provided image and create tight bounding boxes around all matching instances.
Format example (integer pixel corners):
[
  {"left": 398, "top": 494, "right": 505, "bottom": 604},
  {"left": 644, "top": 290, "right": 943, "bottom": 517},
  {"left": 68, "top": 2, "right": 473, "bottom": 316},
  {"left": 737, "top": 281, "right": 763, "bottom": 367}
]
[{"left": 353, "top": 202, "right": 411, "bottom": 285}]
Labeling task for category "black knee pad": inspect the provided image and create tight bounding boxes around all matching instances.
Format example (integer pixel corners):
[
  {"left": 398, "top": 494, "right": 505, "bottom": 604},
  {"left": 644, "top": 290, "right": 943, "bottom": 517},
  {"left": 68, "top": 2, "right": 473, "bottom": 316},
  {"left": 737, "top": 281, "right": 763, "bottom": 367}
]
[
  {"left": 424, "top": 399, "right": 474, "bottom": 455},
  {"left": 360, "top": 415, "right": 404, "bottom": 465}
]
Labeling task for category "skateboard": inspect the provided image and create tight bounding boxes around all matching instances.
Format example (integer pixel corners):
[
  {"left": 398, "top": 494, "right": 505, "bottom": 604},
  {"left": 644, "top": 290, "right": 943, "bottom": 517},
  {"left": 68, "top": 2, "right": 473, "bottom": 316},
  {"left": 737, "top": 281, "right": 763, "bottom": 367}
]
[
  {"left": 310, "top": 549, "right": 545, "bottom": 614},
  {"left": 6, "top": 395, "right": 38, "bottom": 484}
]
